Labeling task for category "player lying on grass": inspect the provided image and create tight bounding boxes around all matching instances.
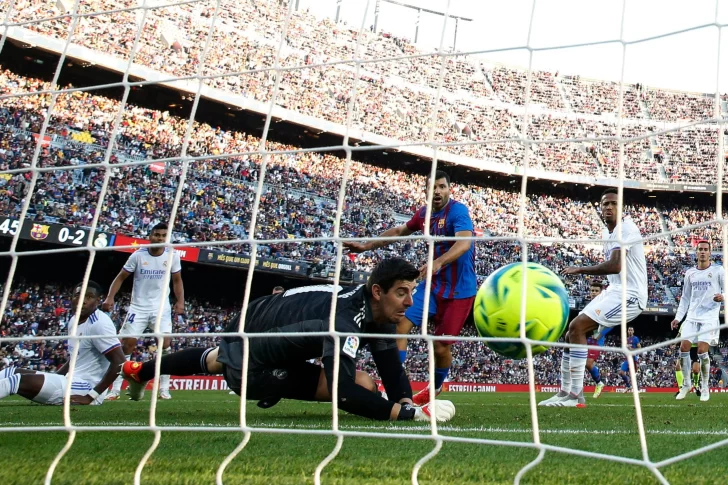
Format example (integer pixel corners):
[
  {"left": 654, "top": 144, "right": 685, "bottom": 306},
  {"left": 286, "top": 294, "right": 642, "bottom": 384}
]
[
  {"left": 121, "top": 258, "right": 456, "bottom": 422},
  {"left": 0, "top": 281, "right": 125, "bottom": 405}
]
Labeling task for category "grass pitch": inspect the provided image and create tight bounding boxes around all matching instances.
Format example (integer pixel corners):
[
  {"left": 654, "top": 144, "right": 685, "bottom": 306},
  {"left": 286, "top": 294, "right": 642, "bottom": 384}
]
[{"left": 2, "top": 391, "right": 728, "bottom": 484}]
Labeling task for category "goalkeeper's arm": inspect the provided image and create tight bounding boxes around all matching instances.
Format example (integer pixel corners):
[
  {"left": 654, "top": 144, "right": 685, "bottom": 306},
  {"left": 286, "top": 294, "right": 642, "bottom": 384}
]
[
  {"left": 371, "top": 345, "right": 412, "bottom": 403},
  {"left": 321, "top": 351, "right": 455, "bottom": 422},
  {"left": 321, "top": 355, "right": 403, "bottom": 420}
]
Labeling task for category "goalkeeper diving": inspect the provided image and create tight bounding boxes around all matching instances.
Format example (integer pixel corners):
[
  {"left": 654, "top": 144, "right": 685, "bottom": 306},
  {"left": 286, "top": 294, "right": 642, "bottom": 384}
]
[{"left": 121, "top": 258, "right": 456, "bottom": 422}]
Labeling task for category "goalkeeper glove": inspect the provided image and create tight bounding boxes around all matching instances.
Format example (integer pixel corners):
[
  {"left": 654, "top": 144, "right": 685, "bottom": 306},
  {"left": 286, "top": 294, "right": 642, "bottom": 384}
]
[{"left": 398, "top": 400, "right": 456, "bottom": 422}]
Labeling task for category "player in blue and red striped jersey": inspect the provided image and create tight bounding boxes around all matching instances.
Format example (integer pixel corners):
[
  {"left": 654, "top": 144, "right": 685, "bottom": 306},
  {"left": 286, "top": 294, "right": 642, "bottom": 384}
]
[
  {"left": 345, "top": 170, "right": 477, "bottom": 405},
  {"left": 586, "top": 281, "right": 606, "bottom": 398}
]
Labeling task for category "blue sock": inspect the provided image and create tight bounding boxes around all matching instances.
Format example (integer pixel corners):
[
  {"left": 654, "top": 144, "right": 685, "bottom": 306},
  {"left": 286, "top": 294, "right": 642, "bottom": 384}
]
[
  {"left": 621, "top": 373, "right": 631, "bottom": 387},
  {"left": 434, "top": 368, "right": 449, "bottom": 390},
  {"left": 589, "top": 365, "right": 601, "bottom": 384},
  {"left": 399, "top": 350, "right": 407, "bottom": 364}
]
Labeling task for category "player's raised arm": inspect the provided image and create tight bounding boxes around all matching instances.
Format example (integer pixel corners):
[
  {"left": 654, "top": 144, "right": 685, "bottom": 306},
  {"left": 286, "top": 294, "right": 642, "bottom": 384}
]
[
  {"left": 672, "top": 272, "right": 693, "bottom": 330},
  {"left": 343, "top": 223, "right": 414, "bottom": 254}
]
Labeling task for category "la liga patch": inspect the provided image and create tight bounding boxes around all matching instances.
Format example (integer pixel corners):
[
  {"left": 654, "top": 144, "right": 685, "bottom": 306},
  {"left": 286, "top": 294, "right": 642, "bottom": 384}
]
[{"left": 342, "top": 336, "right": 359, "bottom": 358}]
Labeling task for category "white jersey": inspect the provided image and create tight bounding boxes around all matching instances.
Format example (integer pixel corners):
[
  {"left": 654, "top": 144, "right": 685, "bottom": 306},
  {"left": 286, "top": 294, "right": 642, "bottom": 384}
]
[
  {"left": 66, "top": 310, "right": 120, "bottom": 386},
  {"left": 123, "top": 248, "right": 181, "bottom": 312},
  {"left": 602, "top": 217, "right": 648, "bottom": 307},
  {"left": 675, "top": 264, "right": 725, "bottom": 324}
]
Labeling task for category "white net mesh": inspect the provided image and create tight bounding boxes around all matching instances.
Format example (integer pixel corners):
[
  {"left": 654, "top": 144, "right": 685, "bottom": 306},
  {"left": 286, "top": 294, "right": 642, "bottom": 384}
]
[{"left": 1, "top": 0, "right": 728, "bottom": 484}]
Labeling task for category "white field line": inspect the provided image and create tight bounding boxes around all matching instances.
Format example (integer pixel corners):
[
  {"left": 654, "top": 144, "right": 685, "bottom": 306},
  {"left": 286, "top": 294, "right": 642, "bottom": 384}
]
[
  {"left": 2, "top": 421, "right": 728, "bottom": 436},
  {"left": 0, "top": 401, "right": 714, "bottom": 408}
]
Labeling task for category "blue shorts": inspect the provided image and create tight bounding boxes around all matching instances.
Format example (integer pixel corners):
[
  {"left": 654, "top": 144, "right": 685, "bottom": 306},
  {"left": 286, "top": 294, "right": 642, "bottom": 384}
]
[
  {"left": 594, "top": 326, "right": 615, "bottom": 346},
  {"left": 620, "top": 358, "right": 638, "bottom": 372},
  {"left": 405, "top": 282, "right": 435, "bottom": 327}
]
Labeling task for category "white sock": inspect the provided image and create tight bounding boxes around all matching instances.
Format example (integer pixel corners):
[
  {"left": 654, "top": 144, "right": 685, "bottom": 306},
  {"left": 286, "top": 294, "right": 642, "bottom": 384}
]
[
  {"left": 0, "top": 366, "right": 16, "bottom": 379},
  {"left": 699, "top": 352, "right": 710, "bottom": 390},
  {"left": 680, "top": 352, "right": 692, "bottom": 389},
  {"left": 569, "top": 349, "right": 588, "bottom": 397},
  {"left": 0, "top": 374, "right": 21, "bottom": 399},
  {"left": 111, "top": 355, "right": 131, "bottom": 392},
  {"left": 160, "top": 347, "right": 171, "bottom": 393},
  {"left": 560, "top": 352, "right": 571, "bottom": 394}
]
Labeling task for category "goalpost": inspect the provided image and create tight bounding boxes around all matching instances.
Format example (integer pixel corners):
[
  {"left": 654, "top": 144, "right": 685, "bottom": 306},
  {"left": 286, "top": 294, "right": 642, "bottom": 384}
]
[{"left": 0, "top": 1, "right": 727, "bottom": 484}]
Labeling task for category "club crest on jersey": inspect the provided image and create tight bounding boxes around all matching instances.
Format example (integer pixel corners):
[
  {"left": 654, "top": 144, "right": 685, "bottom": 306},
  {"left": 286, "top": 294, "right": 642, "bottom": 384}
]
[
  {"left": 438, "top": 218, "right": 445, "bottom": 228},
  {"left": 30, "top": 224, "right": 49, "bottom": 240},
  {"left": 343, "top": 336, "right": 359, "bottom": 358},
  {"left": 595, "top": 309, "right": 601, "bottom": 316}
]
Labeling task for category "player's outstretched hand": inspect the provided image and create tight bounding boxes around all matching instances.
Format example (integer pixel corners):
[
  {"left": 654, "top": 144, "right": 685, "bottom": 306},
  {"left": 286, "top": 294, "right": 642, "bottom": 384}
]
[
  {"left": 561, "top": 266, "right": 581, "bottom": 276},
  {"left": 414, "top": 400, "right": 456, "bottom": 423},
  {"left": 343, "top": 241, "right": 370, "bottom": 254},
  {"left": 70, "top": 394, "right": 94, "bottom": 405},
  {"left": 101, "top": 298, "right": 113, "bottom": 313},
  {"left": 173, "top": 300, "right": 185, "bottom": 315},
  {"left": 713, "top": 293, "right": 724, "bottom": 302}
]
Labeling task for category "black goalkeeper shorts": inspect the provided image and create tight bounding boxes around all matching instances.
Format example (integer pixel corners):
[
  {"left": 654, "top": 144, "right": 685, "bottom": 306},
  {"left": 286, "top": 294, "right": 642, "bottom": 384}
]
[{"left": 217, "top": 323, "right": 322, "bottom": 404}]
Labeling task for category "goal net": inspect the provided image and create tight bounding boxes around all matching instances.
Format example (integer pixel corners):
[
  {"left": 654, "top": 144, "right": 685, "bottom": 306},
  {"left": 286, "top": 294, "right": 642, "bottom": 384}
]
[{"left": 1, "top": 0, "right": 727, "bottom": 484}]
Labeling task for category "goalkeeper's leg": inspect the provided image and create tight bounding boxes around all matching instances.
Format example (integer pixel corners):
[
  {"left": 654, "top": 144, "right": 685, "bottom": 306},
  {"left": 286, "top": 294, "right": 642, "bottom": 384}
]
[{"left": 122, "top": 347, "right": 218, "bottom": 400}]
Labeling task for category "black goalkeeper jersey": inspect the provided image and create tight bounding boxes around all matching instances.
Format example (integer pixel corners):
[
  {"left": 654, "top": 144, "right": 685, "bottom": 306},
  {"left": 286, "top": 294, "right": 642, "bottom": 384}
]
[
  {"left": 243, "top": 284, "right": 398, "bottom": 366},
  {"left": 218, "top": 284, "right": 412, "bottom": 420}
]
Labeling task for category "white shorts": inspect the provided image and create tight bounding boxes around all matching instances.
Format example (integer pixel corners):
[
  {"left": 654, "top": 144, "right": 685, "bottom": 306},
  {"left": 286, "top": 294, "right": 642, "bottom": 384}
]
[
  {"left": 679, "top": 320, "right": 719, "bottom": 346},
  {"left": 32, "top": 373, "right": 106, "bottom": 406},
  {"left": 119, "top": 307, "right": 172, "bottom": 336},
  {"left": 580, "top": 290, "right": 643, "bottom": 328}
]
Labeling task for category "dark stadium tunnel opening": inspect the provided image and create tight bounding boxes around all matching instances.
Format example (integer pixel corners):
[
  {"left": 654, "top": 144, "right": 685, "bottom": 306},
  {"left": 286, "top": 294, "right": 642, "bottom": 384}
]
[{"left": 0, "top": 239, "right": 313, "bottom": 306}]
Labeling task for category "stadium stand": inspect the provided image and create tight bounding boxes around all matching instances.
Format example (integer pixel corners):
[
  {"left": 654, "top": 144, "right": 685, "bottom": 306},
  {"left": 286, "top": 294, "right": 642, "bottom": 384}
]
[{"left": 2, "top": 1, "right": 727, "bottom": 394}]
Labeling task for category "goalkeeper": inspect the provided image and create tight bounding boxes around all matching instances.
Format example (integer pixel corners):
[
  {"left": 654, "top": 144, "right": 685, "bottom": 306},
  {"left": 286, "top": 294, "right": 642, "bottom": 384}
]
[{"left": 121, "top": 258, "right": 456, "bottom": 422}]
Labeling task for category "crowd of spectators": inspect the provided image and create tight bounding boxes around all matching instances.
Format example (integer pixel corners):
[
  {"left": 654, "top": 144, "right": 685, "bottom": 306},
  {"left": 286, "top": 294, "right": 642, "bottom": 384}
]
[
  {"left": 658, "top": 128, "right": 722, "bottom": 184},
  {"left": 5, "top": 0, "right": 726, "bottom": 184},
  {"left": 3, "top": 65, "right": 725, "bottom": 307},
  {"left": 359, "top": 326, "right": 728, "bottom": 389},
  {"left": 645, "top": 89, "right": 716, "bottom": 122},
  {"left": 561, "top": 76, "right": 644, "bottom": 118},
  {"left": 3, "top": 278, "right": 727, "bottom": 389}
]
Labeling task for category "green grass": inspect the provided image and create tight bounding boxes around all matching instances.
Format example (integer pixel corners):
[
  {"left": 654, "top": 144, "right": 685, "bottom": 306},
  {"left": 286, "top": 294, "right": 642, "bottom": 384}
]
[{"left": 2, "top": 392, "right": 728, "bottom": 484}]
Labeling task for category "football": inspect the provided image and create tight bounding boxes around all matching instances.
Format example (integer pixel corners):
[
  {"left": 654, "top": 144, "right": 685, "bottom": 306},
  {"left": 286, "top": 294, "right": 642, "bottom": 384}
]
[{"left": 473, "top": 262, "right": 569, "bottom": 359}]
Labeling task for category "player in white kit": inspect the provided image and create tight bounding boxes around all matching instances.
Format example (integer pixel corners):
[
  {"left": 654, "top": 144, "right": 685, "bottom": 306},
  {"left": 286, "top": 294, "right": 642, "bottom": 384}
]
[
  {"left": 671, "top": 240, "right": 723, "bottom": 402},
  {"left": 103, "top": 223, "right": 185, "bottom": 400},
  {"left": 540, "top": 188, "right": 648, "bottom": 408},
  {"left": 0, "top": 281, "right": 125, "bottom": 405}
]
